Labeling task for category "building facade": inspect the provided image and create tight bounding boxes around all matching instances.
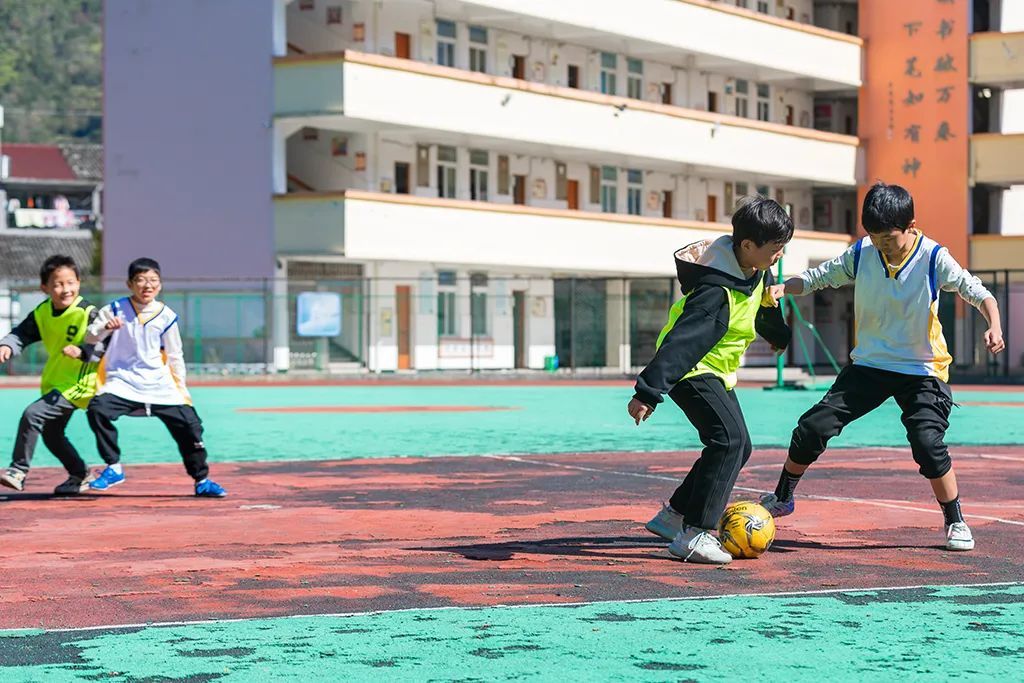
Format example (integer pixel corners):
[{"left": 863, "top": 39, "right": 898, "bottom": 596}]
[{"left": 102, "top": 0, "right": 1020, "bottom": 375}]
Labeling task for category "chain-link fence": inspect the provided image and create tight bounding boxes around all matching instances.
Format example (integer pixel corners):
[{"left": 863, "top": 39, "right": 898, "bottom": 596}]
[{"left": 1, "top": 272, "right": 1020, "bottom": 379}]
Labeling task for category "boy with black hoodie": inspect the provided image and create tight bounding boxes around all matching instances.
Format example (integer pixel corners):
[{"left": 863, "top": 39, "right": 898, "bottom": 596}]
[{"left": 628, "top": 197, "right": 792, "bottom": 564}]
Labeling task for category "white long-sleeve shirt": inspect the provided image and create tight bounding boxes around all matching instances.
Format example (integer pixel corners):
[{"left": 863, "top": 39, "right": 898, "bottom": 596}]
[
  {"left": 87, "top": 297, "right": 192, "bottom": 405},
  {"left": 797, "top": 232, "right": 992, "bottom": 382}
]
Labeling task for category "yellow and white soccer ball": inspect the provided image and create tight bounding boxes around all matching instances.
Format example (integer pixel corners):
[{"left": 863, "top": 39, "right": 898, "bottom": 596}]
[{"left": 717, "top": 501, "right": 776, "bottom": 559}]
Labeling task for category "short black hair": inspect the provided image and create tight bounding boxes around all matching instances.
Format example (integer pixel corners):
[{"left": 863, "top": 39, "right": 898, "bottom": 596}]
[
  {"left": 39, "top": 255, "right": 80, "bottom": 285},
  {"left": 862, "top": 182, "right": 915, "bottom": 233},
  {"left": 128, "top": 257, "right": 162, "bottom": 280},
  {"left": 731, "top": 196, "right": 794, "bottom": 247}
]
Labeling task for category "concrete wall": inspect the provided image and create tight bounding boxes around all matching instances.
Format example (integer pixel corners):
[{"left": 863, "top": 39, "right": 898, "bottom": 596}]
[{"left": 104, "top": 0, "right": 276, "bottom": 283}]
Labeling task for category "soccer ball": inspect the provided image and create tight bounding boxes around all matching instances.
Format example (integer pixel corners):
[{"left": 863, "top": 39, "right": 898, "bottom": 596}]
[{"left": 718, "top": 501, "right": 776, "bottom": 559}]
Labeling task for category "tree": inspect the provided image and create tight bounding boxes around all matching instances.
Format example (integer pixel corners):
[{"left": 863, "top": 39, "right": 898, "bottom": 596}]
[{"left": 0, "top": 0, "right": 102, "bottom": 143}]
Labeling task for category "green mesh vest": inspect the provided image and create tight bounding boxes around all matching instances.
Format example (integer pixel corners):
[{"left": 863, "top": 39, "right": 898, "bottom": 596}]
[
  {"left": 33, "top": 296, "right": 98, "bottom": 409},
  {"left": 655, "top": 278, "right": 765, "bottom": 391}
]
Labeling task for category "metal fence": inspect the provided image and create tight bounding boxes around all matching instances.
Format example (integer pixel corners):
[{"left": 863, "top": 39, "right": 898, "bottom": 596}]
[{"left": 1, "top": 271, "right": 1020, "bottom": 380}]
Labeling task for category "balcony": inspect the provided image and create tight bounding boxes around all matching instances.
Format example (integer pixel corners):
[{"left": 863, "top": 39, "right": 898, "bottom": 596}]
[
  {"left": 431, "top": 0, "right": 861, "bottom": 90},
  {"left": 970, "top": 133, "right": 1024, "bottom": 186},
  {"left": 274, "top": 190, "right": 852, "bottom": 276},
  {"left": 274, "top": 52, "right": 860, "bottom": 187},
  {"left": 970, "top": 32, "right": 1024, "bottom": 89}
]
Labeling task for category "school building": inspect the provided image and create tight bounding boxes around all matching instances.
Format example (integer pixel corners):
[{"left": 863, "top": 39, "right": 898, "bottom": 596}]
[{"left": 101, "top": 0, "right": 1024, "bottom": 376}]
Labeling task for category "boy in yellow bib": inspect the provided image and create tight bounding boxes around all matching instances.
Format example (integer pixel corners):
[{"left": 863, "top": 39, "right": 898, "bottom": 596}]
[
  {"left": 0, "top": 256, "right": 101, "bottom": 495},
  {"left": 628, "top": 197, "right": 792, "bottom": 564}
]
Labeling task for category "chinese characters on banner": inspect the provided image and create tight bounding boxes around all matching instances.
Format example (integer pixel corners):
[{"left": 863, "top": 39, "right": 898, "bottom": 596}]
[
  {"left": 898, "top": 6, "right": 959, "bottom": 176},
  {"left": 861, "top": 0, "right": 969, "bottom": 262}
]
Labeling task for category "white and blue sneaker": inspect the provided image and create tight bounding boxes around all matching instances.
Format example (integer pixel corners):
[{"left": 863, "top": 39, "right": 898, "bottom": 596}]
[
  {"left": 645, "top": 503, "right": 685, "bottom": 541},
  {"left": 759, "top": 492, "right": 795, "bottom": 518},
  {"left": 195, "top": 479, "right": 227, "bottom": 497},
  {"left": 89, "top": 466, "right": 125, "bottom": 491}
]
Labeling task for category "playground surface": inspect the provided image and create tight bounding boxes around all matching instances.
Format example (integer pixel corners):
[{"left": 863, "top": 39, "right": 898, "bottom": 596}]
[{"left": 1, "top": 382, "right": 1022, "bottom": 681}]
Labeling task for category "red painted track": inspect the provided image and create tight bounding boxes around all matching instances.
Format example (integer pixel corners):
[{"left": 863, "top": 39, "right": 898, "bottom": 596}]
[{"left": 1, "top": 446, "right": 1022, "bottom": 630}]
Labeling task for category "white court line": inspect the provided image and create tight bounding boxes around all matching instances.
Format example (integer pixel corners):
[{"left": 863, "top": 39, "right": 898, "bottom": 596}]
[
  {"left": 3, "top": 580, "right": 1021, "bottom": 636},
  {"left": 485, "top": 454, "right": 1024, "bottom": 527}
]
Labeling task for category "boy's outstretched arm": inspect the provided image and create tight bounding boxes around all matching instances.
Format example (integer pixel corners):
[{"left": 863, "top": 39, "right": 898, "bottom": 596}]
[
  {"left": 755, "top": 272, "right": 792, "bottom": 352},
  {"left": 936, "top": 249, "right": 1005, "bottom": 354},
  {"left": 86, "top": 304, "right": 119, "bottom": 344},
  {"left": 631, "top": 286, "right": 730, "bottom": 423},
  {"left": 767, "top": 246, "right": 858, "bottom": 303},
  {"left": 0, "top": 312, "right": 43, "bottom": 364}
]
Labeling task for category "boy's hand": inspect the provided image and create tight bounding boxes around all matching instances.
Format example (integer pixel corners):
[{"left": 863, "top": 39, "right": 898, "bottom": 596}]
[
  {"left": 62, "top": 345, "right": 83, "bottom": 359},
  {"left": 767, "top": 283, "right": 786, "bottom": 306},
  {"left": 627, "top": 398, "right": 654, "bottom": 425},
  {"left": 984, "top": 327, "right": 1005, "bottom": 354},
  {"left": 105, "top": 317, "right": 124, "bottom": 331},
  {"left": 0, "top": 345, "right": 11, "bottom": 364}
]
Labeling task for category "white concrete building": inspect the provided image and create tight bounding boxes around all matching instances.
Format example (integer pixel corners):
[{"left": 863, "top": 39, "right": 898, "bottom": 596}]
[{"left": 105, "top": 0, "right": 863, "bottom": 373}]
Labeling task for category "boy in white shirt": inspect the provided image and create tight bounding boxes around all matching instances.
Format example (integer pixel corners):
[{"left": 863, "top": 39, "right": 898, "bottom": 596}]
[
  {"left": 85, "top": 257, "right": 226, "bottom": 497},
  {"left": 759, "top": 183, "right": 1004, "bottom": 551}
]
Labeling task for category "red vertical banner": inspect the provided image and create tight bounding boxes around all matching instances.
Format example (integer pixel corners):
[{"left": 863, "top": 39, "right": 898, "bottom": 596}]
[{"left": 859, "top": 0, "right": 970, "bottom": 263}]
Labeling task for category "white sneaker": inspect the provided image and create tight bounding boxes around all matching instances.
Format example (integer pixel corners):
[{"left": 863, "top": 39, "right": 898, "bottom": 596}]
[
  {"left": 0, "top": 468, "right": 26, "bottom": 492},
  {"left": 945, "top": 522, "right": 975, "bottom": 551},
  {"left": 645, "top": 503, "right": 685, "bottom": 540},
  {"left": 668, "top": 526, "right": 733, "bottom": 564}
]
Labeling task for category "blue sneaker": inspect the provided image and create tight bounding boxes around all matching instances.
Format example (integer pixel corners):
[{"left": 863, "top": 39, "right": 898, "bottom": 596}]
[
  {"left": 195, "top": 479, "right": 227, "bottom": 497},
  {"left": 759, "top": 492, "right": 795, "bottom": 518},
  {"left": 89, "top": 466, "right": 125, "bottom": 491}
]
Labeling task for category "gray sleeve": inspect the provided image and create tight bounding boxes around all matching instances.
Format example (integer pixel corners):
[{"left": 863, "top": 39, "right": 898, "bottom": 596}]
[
  {"left": 0, "top": 312, "right": 42, "bottom": 357},
  {"left": 934, "top": 248, "right": 992, "bottom": 309},
  {"left": 798, "top": 245, "right": 857, "bottom": 293}
]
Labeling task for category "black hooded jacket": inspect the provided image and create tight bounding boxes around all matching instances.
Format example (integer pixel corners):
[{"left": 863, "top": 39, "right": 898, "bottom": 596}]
[{"left": 633, "top": 238, "right": 791, "bottom": 407}]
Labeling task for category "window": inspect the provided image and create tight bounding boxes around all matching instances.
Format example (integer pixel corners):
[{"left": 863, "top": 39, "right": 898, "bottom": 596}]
[
  {"left": 626, "top": 169, "right": 642, "bottom": 215},
  {"left": 567, "top": 64, "right": 580, "bottom": 89},
  {"left": 469, "top": 25, "right": 487, "bottom": 73},
  {"left": 437, "top": 145, "right": 457, "bottom": 199},
  {"left": 437, "top": 292, "right": 457, "bottom": 336},
  {"left": 756, "top": 184, "right": 770, "bottom": 197},
  {"left": 757, "top": 1, "right": 769, "bottom": 13},
  {"left": 555, "top": 162, "right": 567, "bottom": 200},
  {"left": 600, "top": 52, "right": 617, "bottom": 95},
  {"left": 417, "top": 145, "right": 430, "bottom": 186},
  {"left": 600, "top": 166, "right": 618, "bottom": 213},
  {"left": 471, "top": 292, "right": 488, "bottom": 336},
  {"left": 734, "top": 79, "right": 749, "bottom": 118},
  {"left": 469, "top": 149, "right": 488, "bottom": 201},
  {"left": 497, "top": 155, "right": 509, "bottom": 195},
  {"left": 735, "top": 0, "right": 748, "bottom": 7},
  {"left": 437, "top": 270, "right": 457, "bottom": 337},
  {"left": 436, "top": 19, "right": 456, "bottom": 67},
  {"left": 735, "top": 181, "right": 749, "bottom": 197},
  {"left": 756, "top": 83, "right": 770, "bottom": 122},
  {"left": 627, "top": 58, "right": 643, "bottom": 99},
  {"left": 470, "top": 273, "right": 489, "bottom": 336}
]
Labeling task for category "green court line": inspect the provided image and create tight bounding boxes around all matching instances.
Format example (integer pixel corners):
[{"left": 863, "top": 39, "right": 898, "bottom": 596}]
[
  {"left": 2, "top": 583, "right": 1023, "bottom": 681},
  {"left": 0, "top": 385, "right": 1022, "bottom": 466}
]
